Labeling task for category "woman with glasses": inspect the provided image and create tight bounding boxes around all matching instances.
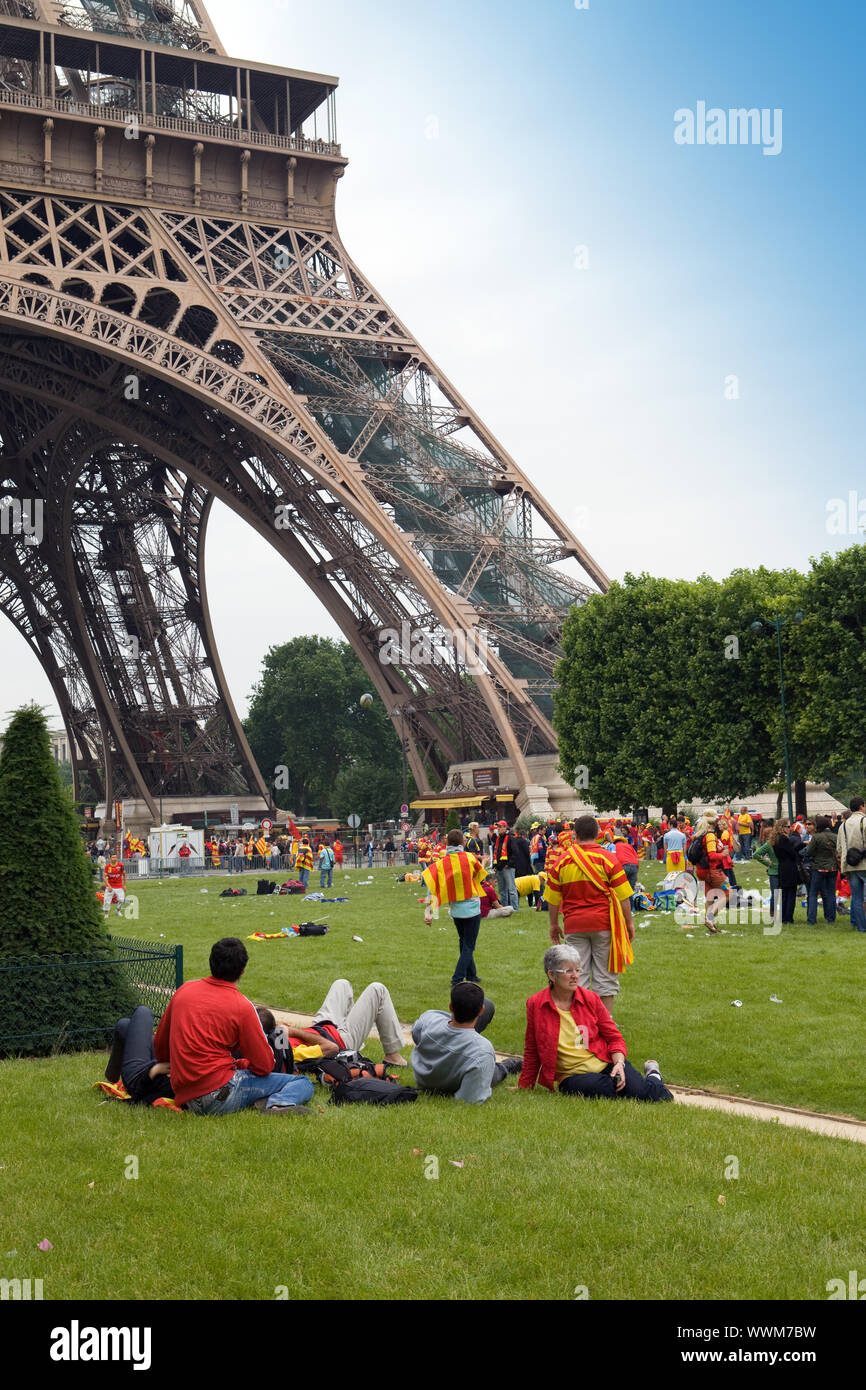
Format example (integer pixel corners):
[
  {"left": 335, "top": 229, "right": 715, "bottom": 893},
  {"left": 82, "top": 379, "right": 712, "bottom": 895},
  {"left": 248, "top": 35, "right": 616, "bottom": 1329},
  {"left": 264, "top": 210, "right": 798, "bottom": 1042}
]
[{"left": 518, "top": 944, "right": 673, "bottom": 1101}]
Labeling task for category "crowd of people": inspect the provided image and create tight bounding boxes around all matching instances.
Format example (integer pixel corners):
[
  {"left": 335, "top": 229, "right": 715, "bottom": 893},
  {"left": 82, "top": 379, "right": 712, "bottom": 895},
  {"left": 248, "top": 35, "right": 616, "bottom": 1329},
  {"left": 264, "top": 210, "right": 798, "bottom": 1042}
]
[
  {"left": 99, "top": 797, "right": 866, "bottom": 1118},
  {"left": 106, "top": 931, "right": 671, "bottom": 1115}
]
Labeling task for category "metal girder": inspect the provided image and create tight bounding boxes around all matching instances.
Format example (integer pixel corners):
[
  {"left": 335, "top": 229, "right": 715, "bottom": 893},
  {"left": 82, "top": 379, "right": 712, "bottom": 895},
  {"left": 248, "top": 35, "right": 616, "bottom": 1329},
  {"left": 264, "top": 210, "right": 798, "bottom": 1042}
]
[{"left": 0, "top": 16, "right": 608, "bottom": 802}]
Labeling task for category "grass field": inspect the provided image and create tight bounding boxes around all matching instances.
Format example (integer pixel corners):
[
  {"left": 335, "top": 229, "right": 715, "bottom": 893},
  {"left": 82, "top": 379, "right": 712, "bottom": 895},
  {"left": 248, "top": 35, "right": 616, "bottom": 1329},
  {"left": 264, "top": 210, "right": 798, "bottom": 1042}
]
[{"left": 2, "top": 857, "right": 864, "bottom": 1302}]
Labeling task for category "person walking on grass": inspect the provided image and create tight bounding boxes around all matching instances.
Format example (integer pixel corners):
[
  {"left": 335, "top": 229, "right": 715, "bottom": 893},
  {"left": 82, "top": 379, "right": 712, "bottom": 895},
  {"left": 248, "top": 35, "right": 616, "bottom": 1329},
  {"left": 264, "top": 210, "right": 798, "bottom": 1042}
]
[
  {"left": 318, "top": 839, "right": 335, "bottom": 889},
  {"left": 294, "top": 835, "right": 313, "bottom": 889},
  {"left": 545, "top": 814, "right": 634, "bottom": 1015},
  {"left": 769, "top": 819, "right": 803, "bottom": 926},
  {"left": 102, "top": 847, "right": 126, "bottom": 920},
  {"left": 752, "top": 827, "right": 780, "bottom": 920},
  {"left": 690, "top": 811, "right": 730, "bottom": 933},
  {"left": 838, "top": 797, "right": 866, "bottom": 933},
  {"left": 804, "top": 815, "right": 838, "bottom": 925},
  {"left": 153, "top": 937, "right": 314, "bottom": 1116},
  {"left": 422, "top": 828, "right": 488, "bottom": 986}
]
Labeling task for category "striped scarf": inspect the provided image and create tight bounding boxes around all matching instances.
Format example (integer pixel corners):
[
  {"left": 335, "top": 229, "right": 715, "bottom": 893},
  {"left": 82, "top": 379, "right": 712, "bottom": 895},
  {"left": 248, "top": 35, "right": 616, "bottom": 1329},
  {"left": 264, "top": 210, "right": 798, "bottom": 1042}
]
[{"left": 569, "top": 843, "right": 634, "bottom": 974}]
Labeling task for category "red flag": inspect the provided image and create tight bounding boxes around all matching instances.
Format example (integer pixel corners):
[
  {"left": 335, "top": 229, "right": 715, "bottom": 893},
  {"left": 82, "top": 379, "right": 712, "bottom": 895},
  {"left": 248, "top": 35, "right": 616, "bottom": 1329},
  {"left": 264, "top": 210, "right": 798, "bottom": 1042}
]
[{"left": 286, "top": 815, "right": 300, "bottom": 841}]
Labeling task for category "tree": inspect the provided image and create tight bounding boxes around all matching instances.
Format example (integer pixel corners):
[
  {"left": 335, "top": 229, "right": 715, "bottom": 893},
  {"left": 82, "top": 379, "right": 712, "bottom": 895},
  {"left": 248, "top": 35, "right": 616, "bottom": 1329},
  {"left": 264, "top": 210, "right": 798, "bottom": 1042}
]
[
  {"left": 794, "top": 545, "right": 866, "bottom": 778},
  {"left": 331, "top": 761, "right": 403, "bottom": 827},
  {"left": 0, "top": 706, "right": 110, "bottom": 954},
  {"left": 445, "top": 809, "right": 460, "bottom": 833},
  {"left": 244, "top": 637, "right": 409, "bottom": 816},
  {"left": 554, "top": 567, "right": 808, "bottom": 812},
  {"left": 0, "top": 706, "right": 135, "bottom": 1055}
]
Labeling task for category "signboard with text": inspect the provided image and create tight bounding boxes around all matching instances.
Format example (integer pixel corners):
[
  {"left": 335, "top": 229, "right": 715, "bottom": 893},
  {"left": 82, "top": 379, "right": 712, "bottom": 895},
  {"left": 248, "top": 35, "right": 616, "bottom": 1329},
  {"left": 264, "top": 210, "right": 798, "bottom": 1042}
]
[{"left": 472, "top": 767, "right": 499, "bottom": 790}]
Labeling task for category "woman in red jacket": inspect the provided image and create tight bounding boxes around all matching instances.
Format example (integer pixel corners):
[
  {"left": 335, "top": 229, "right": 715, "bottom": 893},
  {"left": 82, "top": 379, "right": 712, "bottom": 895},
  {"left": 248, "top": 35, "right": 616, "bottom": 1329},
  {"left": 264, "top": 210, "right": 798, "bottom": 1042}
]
[{"left": 518, "top": 945, "right": 672, "bottom": 1101}]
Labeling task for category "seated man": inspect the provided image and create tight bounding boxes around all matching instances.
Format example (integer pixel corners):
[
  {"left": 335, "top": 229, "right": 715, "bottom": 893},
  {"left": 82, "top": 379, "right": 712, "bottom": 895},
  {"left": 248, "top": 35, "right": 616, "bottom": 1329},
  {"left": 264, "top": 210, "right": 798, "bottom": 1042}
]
[
  {"left": 105, "top": 1005, "right": 174, "bottom": 1105},
  {"left": 283, "top": 978, "right": 409, "bottom": 1067},
  {"left": 411, "top": 983, "right": 522, "bottom": 1103},
  {"left": 152, "top": 936, "right": 314, "bottom": 1116},
  {"left": 480, "top": 874, "right": 515, "bottom": 920}
]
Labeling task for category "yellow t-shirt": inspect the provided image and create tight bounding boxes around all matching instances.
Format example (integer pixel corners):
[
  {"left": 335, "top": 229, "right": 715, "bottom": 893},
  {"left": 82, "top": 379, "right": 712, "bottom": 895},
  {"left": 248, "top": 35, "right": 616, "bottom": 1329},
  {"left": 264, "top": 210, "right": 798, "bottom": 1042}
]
[
  {"left": 515, "top": 874, "right": 541, "bottom": 897},
  {"left": 738, "top": 814, "right": 753, "bottom": 832},
  {"left": 554, "top": 1006, "right": 607, "bottom": 1085}
]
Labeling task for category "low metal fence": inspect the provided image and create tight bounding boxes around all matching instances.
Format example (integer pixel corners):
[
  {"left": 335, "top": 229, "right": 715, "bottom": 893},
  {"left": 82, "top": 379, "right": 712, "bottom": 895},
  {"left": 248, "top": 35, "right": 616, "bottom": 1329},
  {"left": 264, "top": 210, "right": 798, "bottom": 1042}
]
[
  {"left": 0, "top": 935, "right": 182, "bottom": 1057},
  {"left": 104, "top": 849, "right": 423, "bottom": 878}
]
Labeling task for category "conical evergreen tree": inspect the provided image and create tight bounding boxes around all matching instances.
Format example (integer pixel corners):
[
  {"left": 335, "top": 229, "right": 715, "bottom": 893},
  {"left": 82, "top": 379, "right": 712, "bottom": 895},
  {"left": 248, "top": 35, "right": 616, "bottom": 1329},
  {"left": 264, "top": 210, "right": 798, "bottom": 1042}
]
[
  {"left": 0, "top": 705, "right": 135, "bottom": 1054},
  {"left": 0, "top": 705, "right": 107, "bottom": 952}
]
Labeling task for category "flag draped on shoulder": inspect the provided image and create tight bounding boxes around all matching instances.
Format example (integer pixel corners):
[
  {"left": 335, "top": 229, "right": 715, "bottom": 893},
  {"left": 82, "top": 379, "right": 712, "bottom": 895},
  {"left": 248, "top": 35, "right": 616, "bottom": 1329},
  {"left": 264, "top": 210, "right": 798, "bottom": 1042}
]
[
  {"left": 422, "top": 851, "right": 486, "bottom": 906},
  {"left": 568, "top": 843, "right": 634, "bottom": 974}
]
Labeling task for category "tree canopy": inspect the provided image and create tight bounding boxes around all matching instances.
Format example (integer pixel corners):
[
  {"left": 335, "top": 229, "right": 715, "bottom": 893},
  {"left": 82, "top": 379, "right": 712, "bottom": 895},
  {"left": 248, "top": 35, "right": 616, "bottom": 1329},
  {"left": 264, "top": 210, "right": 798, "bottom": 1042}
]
[
  {"left": 554, "top": 548, "right": 865, "bottom": 811},
  {"left": 244, "top": 636, "right": 411, "bottom": 818}
]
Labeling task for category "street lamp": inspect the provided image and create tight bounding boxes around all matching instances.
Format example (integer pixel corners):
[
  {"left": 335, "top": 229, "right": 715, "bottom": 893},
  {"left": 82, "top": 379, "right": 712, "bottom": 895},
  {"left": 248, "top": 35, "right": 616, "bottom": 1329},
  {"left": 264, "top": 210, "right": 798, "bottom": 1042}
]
[{"left": 750, "top": 611, "right": 803, "bottom": 820}]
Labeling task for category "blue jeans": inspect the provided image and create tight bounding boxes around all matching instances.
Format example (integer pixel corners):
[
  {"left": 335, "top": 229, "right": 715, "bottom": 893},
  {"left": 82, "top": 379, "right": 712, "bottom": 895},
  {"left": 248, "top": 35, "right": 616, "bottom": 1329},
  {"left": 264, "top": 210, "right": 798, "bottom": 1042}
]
[
  {"left": 848, "top": 871, "right": 866, "bottom": 931},
  {"left": 298, "top": 868, "right": 310, "bottom": 889},
  {"left": 185, "top": 1069, "right": 314, "bottom": 1115},
  {"left": 739, "top": 833, "right": 752, "bottom": 859},
  {"left": 319, "top": 866, "right": 333, "bottom": 888},
  {"left": 807, "top": 870, "right": 836, "bottom": 924},
  {"left": 768, "top": 873, "right": 779, "bottom": 915},
  {"left": 496, "top": 867, "right": 518, "bottom": 911},
  {"left": 451, "top": 911, "right": 481, "bottom": 985}
]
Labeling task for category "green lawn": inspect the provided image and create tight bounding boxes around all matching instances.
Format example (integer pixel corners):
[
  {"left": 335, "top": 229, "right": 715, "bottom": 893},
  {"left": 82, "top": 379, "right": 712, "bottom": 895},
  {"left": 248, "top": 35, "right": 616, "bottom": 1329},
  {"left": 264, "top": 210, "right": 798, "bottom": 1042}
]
[
  {"left": 2, "top": 859, "right": 864, "bottom": 1302},
  {"left": 117, "top": 858, "right": 866, "bottom": 1118}
]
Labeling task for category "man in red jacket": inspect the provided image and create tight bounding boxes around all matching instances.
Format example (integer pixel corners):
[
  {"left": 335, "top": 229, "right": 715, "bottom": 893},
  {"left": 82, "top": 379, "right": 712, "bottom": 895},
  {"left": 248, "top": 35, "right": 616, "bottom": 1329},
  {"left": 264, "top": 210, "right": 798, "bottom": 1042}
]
[
  {"left": 153, "top": 937, "right": 314, "bottom": 1115},
  {"left": 518, "top": 944, "right": 672, "bottom": 1101}
]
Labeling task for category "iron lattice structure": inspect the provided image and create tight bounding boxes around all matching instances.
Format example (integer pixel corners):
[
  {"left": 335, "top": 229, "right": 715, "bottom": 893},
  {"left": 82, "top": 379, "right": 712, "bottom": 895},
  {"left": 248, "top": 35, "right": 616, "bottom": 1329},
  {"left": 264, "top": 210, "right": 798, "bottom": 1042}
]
[{"left": 0, "top": 0, "right": 608, "bottom": 818}]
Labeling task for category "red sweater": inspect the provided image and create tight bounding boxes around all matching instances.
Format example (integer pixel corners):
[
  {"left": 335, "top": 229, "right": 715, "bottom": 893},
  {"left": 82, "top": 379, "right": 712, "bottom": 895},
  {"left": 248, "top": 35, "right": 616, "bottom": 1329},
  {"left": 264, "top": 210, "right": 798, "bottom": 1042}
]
[
  {"left": 518, "top": 986, "right": 627, "bottom": 1092},
  {"left": 153, "top": 976, "right": 275, "bottom": 1106}
]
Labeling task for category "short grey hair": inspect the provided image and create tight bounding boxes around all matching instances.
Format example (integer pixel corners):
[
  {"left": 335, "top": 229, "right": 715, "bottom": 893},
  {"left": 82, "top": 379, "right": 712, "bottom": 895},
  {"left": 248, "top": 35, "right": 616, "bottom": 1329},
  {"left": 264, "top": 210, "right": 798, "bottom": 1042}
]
[{"left": 543, "top": 943, "right": 581, "bottom": 980}]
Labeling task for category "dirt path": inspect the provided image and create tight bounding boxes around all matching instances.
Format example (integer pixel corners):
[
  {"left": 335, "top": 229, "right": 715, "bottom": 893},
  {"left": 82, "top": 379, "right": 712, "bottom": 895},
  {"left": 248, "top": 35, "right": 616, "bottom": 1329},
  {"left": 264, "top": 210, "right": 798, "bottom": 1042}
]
[{"left": 272, "top": 1008, "right": 866, "bottom": 1145}]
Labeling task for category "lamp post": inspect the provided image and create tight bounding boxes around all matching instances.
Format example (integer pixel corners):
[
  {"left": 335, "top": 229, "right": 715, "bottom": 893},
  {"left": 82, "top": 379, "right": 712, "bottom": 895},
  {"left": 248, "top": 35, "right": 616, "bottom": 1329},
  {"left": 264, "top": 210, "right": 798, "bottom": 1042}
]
[{"left": 750, "top": 611, "right": 803, "bottom": 820}]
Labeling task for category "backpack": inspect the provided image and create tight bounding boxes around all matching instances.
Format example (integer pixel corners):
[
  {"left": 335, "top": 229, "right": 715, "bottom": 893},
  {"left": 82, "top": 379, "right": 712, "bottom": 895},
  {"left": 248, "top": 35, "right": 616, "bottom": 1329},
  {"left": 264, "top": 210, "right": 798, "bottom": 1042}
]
[
  {"left": 220, "top": 887, "right": 247, "bottom": 897},
  {"left": 296, "top": 1052, "right": 417, "bottom": 1104},
  {"left": 256, "top": 879, "right": 276, "bottom": 895},
  {"left": 279, "top": 880, "right": 306, "bottom": 894},
  {"left": 296, "top": 922, "right": 328, "bottom": 936},
  {"left": 686, "top": 833, "right": 708, "bottom": 869}
]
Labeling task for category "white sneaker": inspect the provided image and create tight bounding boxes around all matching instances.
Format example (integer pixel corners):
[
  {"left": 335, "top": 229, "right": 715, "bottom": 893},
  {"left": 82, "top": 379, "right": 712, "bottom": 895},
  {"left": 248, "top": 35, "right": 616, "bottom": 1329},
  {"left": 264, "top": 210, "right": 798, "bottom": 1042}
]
[{"left": 644, "top": 1059, "right": 662, "bottom": 1080}]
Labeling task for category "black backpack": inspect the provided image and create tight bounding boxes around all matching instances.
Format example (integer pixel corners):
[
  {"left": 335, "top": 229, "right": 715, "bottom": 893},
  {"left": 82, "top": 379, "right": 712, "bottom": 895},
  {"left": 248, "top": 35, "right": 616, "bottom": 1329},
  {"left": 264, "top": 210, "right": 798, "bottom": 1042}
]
[
  {"left": 220, "top": 887, "right": 247, "bottom": 897},
  {"left": 296, "top": 1053, "right": 417, "bottom": 1104},
  {"left": 296, "top": 922, "right": 328, "bottom": 936},
  {"left": 686, "top": 833, "right": 708, "bottom": 868},
  {"left": 257, "top": 879, "right": 276, "bottom": 895}
]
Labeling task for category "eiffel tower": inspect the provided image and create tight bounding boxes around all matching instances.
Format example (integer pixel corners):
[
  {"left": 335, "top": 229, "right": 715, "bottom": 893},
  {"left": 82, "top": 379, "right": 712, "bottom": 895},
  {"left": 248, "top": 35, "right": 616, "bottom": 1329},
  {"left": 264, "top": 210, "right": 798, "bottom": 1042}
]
[{"left": 0, "top": 0, "right": 608, "bottom": 832}]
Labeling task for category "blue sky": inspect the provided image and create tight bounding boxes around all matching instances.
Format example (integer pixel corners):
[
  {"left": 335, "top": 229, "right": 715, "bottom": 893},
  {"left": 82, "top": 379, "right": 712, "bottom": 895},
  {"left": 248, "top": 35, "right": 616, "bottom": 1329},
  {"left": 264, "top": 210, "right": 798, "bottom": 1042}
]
[{"left": 4, "top": 0, "right": 864, "bottom": 724}]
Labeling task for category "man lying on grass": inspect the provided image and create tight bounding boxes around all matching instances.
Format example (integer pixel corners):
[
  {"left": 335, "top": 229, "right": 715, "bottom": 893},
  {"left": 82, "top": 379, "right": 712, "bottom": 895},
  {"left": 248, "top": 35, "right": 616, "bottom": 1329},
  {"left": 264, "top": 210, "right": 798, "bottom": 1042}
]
[
  {"left": 519, "top": 944, "right": 673, "bottom": 1102},
  {"left": 278, "top": 978, "right": 409, "bottom": 1068},
  {"left": 152, "top": 936, "right": 314, "bottom": 1116},
  {"left": 411, "top": 982, "right": 522, "bottom": 1103}
]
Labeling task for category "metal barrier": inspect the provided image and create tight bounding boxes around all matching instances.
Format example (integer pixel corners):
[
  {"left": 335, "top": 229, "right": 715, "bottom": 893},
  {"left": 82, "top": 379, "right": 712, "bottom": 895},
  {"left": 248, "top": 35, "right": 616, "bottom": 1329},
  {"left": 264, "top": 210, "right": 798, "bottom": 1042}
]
[
  {"left": 0, "top": 935, "right": 182, "bottom": 1057},
  {"left": 109, "top": 850, "right": 421, "bottom": 877}
]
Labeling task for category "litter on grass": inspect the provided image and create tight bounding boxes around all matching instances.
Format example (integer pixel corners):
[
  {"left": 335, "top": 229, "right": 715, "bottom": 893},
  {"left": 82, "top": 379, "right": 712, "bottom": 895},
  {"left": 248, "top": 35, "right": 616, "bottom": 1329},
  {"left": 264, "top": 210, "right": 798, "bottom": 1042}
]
[
  {"left": 352, "top": 934, "right": 363, "bottom": 943},
  {"left": 770, "top": 995, "right": 783, "bottom": 1003},
  {"left": 731, "top": 1000, "right": 743, "bottom": 1007}
]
